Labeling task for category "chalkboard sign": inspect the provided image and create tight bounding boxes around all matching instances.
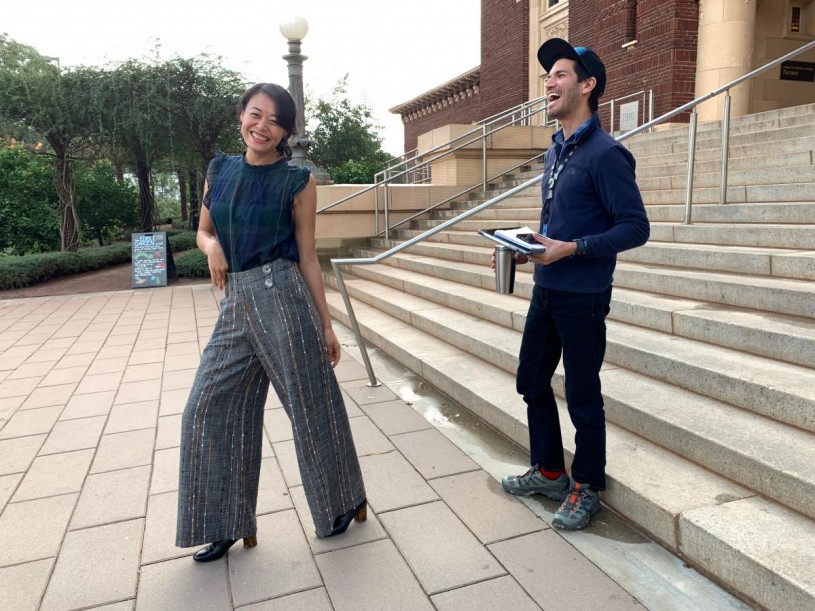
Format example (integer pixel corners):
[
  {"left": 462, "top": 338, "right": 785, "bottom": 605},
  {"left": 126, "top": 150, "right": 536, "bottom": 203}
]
[{"left": 131, "top": 232, "right": 177, "bottom": 288}]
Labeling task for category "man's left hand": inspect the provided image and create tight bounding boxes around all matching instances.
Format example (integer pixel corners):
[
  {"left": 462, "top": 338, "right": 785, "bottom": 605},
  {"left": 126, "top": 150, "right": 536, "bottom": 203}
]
[{"left": 527, "top": 234, "right": 578, "bottom": 265}]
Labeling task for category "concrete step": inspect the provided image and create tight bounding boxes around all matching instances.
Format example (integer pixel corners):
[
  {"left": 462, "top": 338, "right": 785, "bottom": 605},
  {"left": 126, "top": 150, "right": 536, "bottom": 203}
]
[
  {"left": 396, "top": 225, "right": 815, "bottom": 280},
  {"left": 646, "top": 221, "right": 815, "bottom": 250},
  {"left": 345, "top": 251, "right": 815, "bottom": 433},
  {"left": 620, "top": 239, "right": 815, "bottom": 281},
  {"left": 323, "top": 286, "right": 815, "bottom": 611},
  {"left": 376, "top": 239, "right": 815, "bottom": 357},
  {"left": 641, "top": 182, "right": 815, "bottom": 205},
  {"left": 636, "top": 150, "right": 814, "bottom": 179},
  {"left": 627, "top": 124, "right": 815, "bottom": 158},
  {"left": 634, "top": 136, "right": 815, "bottom": 168},
  {"left": 338, "top": 276, "right": 815, "bottom": 519},
  {"left": 643, "top": 202, "right": 815, "bottom": 225},
  {"left": 626, "top": 107, "right": 815, "bottom": 150},
  {"left": 614, "top": 260, "right": 815, "bottom": 319},
  {"left": 451, "top": 195, "right": 541, "bottom": 210},
  {"left": 678, "top": 496, "right": 815, "bottom": 611},
  {"left": 443, "top": 198, "right": 815, "bottom": 227},
  {"left": 383, "top": 228, "right": 815, "bottom": 283},
  {"left": 638, "top": 165, "right": 815, "bottom": 191}
]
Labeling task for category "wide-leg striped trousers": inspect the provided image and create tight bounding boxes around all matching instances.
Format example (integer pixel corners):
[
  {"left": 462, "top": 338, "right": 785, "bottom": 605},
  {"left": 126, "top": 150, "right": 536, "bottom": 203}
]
[{"left": 176, "top": 258, "right": 365, "bottom": 545}]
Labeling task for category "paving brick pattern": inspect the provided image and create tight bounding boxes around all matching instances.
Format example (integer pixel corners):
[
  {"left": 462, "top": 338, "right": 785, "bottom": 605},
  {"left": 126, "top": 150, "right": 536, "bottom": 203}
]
[{"left": 0, "top": 285, "right": 642, "bottom": 610}]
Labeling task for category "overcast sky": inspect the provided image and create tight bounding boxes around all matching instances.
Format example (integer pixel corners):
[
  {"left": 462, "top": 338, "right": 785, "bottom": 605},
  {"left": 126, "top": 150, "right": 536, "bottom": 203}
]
[{"left": 4, "top": 0, "right": 481, "bottom": 155}]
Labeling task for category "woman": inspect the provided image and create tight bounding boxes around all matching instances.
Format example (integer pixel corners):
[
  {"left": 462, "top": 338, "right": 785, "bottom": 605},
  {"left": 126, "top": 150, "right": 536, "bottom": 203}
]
[{"left": 176, "top": 83, "right": 367, "bottom": 562}]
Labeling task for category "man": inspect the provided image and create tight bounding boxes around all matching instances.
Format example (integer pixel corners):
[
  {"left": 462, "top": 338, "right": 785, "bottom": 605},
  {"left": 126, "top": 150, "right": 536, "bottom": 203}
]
[{"left": 500, "top": 39, "right": 650, "bottom": 530}]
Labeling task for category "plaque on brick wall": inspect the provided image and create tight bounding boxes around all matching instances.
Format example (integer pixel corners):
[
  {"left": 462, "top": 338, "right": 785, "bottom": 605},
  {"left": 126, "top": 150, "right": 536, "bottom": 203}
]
[
  {"left": 780, "top": 61, "right": 815, "bottom": 82},
  {"left": 619, "top": 101, "right": 640, "bottom": 133},
  {"left": 131, "top": 232, "right": 177, "bottom": 288}
]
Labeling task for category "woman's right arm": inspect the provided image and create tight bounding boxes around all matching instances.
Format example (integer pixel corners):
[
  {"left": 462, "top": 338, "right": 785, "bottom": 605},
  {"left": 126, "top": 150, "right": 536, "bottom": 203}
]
[{"left": 198, "top": 180, "right": 228, "bottom": 290}]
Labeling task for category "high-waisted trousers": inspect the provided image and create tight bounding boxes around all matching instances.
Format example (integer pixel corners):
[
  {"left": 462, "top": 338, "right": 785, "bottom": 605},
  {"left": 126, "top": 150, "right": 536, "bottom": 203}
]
[{"left": 176, "top": 258, "right": 365, "bottom": 545}]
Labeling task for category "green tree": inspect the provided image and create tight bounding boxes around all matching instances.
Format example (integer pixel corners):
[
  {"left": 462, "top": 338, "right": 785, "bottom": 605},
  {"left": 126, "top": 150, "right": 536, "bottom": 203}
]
[
  {"left": 307, "top": 77, "right": 391, "bottom": 183},
  {"left": 99, "top": 59, "right": 175, "bottom": 232},
  {"left": 0, "top": 35, "right": 99, "bottom": 251},
  {"left": 162, "top": 56, "right": 245, "bottom": 228},
  {"left": 75, "top": 160, "right": 139, "bottom": 246},
  {"left": 0, "top": 141, "right": 60, "bottom": 254}
]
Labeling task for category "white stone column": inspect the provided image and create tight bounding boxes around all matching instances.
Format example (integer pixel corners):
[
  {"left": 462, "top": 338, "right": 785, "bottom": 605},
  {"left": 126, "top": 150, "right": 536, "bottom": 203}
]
[{"left": 695, "top": 0, "right": 758, "bottom": 121}]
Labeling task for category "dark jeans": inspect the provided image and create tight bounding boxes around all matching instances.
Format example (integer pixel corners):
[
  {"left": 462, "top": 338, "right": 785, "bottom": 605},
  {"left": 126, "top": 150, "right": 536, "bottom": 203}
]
[{"left": 516, "top": 284, "right": 612, "bottom": 490}]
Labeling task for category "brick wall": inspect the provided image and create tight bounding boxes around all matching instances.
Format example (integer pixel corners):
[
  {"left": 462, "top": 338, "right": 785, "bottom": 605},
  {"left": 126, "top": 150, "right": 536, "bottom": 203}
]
[
  {"left": 402, "top": 94, "right": 483, "bottom": 153},
  {"left": 480, "top": 0, "right": 530, "bottom": 118},
  {"left": 569, "top": 0, "right": 699, "bottom": 125}
]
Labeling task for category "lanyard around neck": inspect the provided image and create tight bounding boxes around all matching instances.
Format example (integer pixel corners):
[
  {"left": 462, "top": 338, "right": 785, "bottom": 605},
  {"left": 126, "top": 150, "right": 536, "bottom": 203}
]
[{"left": 541, "top": 144, "right": 577, "bottom": 235}]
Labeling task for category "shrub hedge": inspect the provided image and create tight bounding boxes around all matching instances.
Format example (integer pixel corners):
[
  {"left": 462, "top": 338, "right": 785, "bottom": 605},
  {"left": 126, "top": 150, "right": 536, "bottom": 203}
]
[
  {"left": 174, "top": 250, "right": 210, "bottom": 278},
  {"left": 0, "top": 231, "right": 200, "bottom": 290}
]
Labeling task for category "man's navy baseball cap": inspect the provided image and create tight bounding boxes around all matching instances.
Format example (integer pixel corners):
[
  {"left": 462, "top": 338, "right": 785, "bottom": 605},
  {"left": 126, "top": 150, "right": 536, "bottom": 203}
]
[{"left": 537, "top": 38, "right": 606, "bottom": 99}]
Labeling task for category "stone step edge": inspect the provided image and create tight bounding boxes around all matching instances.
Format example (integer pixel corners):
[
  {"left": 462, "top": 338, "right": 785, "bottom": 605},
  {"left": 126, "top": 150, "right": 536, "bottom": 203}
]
[
  {"left": 352, "top": 244, "right": 815, "bottom": 316},
  {"left": 328, "top": 274, "right": 815, "bottom": 521},
  {"left": 352, "top": 245, "right": 815, "bottom": 368},
  {"left": 373, "top": 233, "right": 815, "bottom": 283},
  {"left": 341, "top": 254, "right": 815, "bottom": 432},
  {"left": 324, "top": 287, "right": 815, "bottom": 611}
]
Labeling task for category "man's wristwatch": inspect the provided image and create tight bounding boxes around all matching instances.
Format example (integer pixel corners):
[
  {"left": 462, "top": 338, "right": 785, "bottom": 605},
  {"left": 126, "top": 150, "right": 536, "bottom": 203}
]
[{"left": 571, "top": 238, "right": 588, "bottom": 258}]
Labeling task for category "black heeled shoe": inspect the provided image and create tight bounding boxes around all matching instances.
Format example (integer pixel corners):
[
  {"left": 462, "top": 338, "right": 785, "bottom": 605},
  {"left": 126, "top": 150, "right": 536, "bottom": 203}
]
[
  {"left": 327, "top": 499, "right": 368, "bottom": 537},
  {"left": 192, "top": 536, "right": 257, "bottom": 562}
]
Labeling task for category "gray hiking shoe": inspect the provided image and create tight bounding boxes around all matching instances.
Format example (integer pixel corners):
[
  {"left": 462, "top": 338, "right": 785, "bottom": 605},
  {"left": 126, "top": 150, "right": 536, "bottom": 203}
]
[
  {"left": 552, "top": 479, "right": 600, "bottom": 530},
  {"left": 501, "top": 465, "right": 569, "bottom": 500}
]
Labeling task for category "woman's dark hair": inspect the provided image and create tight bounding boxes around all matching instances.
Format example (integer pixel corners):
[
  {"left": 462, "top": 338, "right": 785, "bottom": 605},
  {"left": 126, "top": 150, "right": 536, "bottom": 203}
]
[
  {"left": 238, "top": 83, "right": 297, "bottom": 159},
  {"left": 573, "top": 62, "right": 600, "bottom": 113}
]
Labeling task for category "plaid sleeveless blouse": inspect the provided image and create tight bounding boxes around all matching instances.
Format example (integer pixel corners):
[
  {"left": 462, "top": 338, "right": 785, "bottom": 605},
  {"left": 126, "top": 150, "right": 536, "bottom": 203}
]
[{"left": 203, "top": 152, "right": 311, "bottom": 272}]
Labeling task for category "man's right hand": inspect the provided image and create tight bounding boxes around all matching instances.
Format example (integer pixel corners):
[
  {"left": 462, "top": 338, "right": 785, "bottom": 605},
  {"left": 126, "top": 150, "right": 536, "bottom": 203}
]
[{"left": 491, "top": 251, "right": 530, "bottom": 270}]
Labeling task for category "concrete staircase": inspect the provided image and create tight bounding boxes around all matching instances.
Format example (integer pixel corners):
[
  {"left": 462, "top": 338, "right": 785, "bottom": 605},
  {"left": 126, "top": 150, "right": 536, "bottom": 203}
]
[{"left": 323, "top": 103, "right": 815, "bottom": 610}]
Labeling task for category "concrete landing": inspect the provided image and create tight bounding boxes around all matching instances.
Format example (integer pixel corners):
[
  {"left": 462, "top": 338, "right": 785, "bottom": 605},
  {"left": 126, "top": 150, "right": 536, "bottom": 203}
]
[{"left": 0, "top": 285, "right": 749, "bottom": 610}]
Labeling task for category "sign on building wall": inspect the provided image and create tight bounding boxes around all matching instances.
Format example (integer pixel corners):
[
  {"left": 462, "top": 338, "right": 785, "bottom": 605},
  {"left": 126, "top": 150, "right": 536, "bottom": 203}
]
[
  {"left": 780, "top": 61, "right": 815, "bottom": 82},
  {"left": 619, "top": 101, "right": 640, "bottom": 133}
]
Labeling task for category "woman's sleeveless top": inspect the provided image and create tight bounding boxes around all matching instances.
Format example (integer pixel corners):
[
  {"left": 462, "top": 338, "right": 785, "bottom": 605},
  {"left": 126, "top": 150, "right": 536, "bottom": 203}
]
[{"left": 203, "top": 152, "right": 311, "bottom": 272}]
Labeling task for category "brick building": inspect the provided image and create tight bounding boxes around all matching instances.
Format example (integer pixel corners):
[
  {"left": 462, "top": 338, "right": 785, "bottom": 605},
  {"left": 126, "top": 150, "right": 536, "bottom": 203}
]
[{"left": 391, "top": 0, "right": 815, "bottom": 154}]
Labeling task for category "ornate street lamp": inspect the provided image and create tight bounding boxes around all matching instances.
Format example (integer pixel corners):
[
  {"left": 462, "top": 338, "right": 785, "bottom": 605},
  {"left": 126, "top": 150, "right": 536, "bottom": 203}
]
[{"left": 279, "top": 16, "right": 330, "bottom": 182}]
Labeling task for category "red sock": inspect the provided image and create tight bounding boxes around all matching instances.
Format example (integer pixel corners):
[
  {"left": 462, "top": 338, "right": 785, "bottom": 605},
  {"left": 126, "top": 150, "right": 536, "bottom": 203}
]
[{"left": 539, "top": 468, "right": 566, "bottom": 480}]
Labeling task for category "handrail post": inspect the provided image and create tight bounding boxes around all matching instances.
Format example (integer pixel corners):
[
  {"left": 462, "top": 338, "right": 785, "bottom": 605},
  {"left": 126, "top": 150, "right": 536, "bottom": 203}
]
[
  {"left": 330, "top": 261, "right": 380, "bottom": 387},
  {"left": 373, "top": 171, "right": 381, "bottom": 235},
  {"left": 610, "top": 99, "right": 615, "bottom": 134},
  {"left": 720, "top": 91, "right": 731, "bottom": 205},
  {"left": 648, "top": 90, "right": 654, "bottom": 131},
  {"left": 684, "top": 109, "right": 699, "bottom": 225},
  {"left": 383, "top": 174, "right": 391, "bottom": 240},
  {"left": 482, "top": 124, "right": 488, "bottom": 191}
]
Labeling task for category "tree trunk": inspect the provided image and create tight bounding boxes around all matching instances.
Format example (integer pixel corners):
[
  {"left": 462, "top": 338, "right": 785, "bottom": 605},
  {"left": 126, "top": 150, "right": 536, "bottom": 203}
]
[
  {"left": 53, "top": 147, "right": 81, "bottom": 252},
  {"left": 177, "top": 170, "right": 189, "bottom": 222},
  {"left": 135, "top": 160, "right": 156, "bottom": 232},
  {"left": 188, "top": 168, "right": 200, "bottom": 232}
]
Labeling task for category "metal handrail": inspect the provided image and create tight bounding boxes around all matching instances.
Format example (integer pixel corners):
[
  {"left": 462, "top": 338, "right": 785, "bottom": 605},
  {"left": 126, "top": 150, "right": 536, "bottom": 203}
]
[
  {"left": 379, "top": 153, "right": 545, "bottom": 236},
  {"left": 600, "top": 89, "right": 654, "bottom": 134},
  {"left": 476, "top": 95, "right": 549, "bottom": 126},
  {"left": 332, "top": 39, "right": 815, "bottom": 386},
  {"left": 318, "top": 96, "right": 548, "bottom": 216}
]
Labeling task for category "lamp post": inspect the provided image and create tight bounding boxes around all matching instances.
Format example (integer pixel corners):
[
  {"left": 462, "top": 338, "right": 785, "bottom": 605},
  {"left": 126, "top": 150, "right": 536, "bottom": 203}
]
[{"left": 279, "top": 16, "right": 330, "bottom": 182}]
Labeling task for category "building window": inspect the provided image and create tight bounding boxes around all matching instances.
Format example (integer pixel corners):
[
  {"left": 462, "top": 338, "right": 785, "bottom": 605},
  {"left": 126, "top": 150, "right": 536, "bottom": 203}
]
[
  {"left": 548, "top": 0, "right": 561, "bottom": 7},
  {"left": 791, "top": 6, "right": 802, "bottom": 32}
]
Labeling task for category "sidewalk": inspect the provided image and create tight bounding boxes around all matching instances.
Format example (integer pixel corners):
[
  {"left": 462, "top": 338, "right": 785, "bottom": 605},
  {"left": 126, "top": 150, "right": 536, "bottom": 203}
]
[{"left": 0, "top": 284, "right": 749, "bottom": 610}]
